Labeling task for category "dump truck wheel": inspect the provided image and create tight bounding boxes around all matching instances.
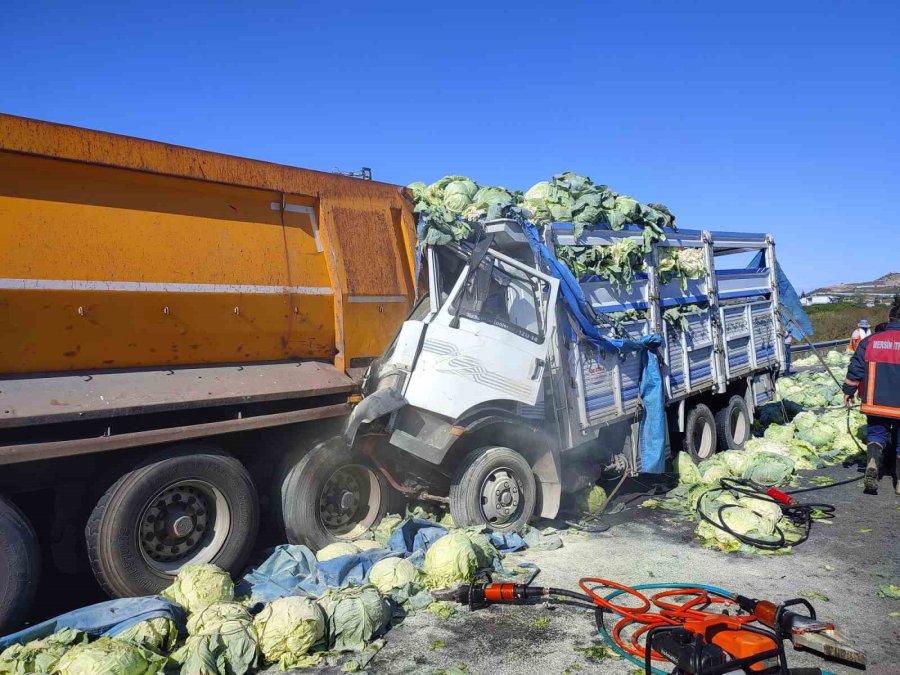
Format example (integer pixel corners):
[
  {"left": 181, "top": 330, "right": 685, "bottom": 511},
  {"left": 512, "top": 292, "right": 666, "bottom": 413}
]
[
  {"left": 86, "top": 446, "right": 259, "bottom": 598},
  {"left": 715, "top": 395, "right": 752, "bottom": 451},
  {"left": 0, "top": 495, "right": 40, "bottom": 634},
  {"left": 683, "top": 403, "right": 717, "bottom": 461},
  {"left": 449, "top": 446, "right": 536, "bottom": 533},
  {"left": 282, "top": 439, "right": 391, "bottom": 551}
]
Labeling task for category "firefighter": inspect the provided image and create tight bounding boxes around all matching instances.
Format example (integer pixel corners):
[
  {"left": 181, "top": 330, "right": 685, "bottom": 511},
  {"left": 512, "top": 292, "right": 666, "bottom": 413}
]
[
  {"left": 847, "top": 319, "right": 871, "bottom": 352},
  {"left": 843, "top": 303, "right": 900, "bottom": 494}
]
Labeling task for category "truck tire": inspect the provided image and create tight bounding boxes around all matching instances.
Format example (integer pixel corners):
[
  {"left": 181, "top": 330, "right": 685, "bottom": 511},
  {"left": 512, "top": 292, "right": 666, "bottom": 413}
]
[
  {"left": 86, "top": 446, "right": 259, "bottom": 598},
  {"left": 449, "top": 447, "right": 536, "bottom": 533},
  {"left": 281, "top": 439, "right": 393, "bottom": 551},
  {"left": 683, "top": 403, "right": 717, "bottom": 461},
  {"left": 0, "top": 496, "right": 40, "bottom": 634},
  {"left": 715, "top": 395, "right": 752, "bottom": 451}
]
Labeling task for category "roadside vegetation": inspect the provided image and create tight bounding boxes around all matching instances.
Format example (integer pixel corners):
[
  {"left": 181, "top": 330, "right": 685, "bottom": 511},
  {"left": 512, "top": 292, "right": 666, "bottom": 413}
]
[{"left": 806, "top": 301, "right": 884, "bottom": 341}]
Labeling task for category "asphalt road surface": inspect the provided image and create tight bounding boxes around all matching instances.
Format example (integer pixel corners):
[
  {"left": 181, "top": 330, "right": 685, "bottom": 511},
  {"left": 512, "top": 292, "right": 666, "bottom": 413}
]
[{"left": 359, "top": 463, "right": 899, "bottom": 675}]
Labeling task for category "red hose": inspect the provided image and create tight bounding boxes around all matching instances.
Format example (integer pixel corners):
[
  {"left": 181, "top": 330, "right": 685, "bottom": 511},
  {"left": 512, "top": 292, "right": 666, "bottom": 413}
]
[{"left": 577, "top": 578, "right": 749, "bottom": 662}]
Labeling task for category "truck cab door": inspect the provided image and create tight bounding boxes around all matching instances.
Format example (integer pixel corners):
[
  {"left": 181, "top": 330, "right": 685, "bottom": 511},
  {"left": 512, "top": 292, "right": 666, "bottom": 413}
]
[{"left": 403, "top": 247, "right": 559, "bottom": 420}]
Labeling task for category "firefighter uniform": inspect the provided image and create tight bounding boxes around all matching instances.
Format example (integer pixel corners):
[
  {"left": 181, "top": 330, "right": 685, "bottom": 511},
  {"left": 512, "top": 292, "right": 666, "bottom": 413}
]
[{"left": 844, "top": 320, "right": 900, "bottom": 494}]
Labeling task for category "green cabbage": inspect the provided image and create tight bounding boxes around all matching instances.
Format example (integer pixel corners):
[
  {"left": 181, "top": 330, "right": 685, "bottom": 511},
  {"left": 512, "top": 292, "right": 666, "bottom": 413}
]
[
  {"left": 521, "top": 181, "right": 552, "bottom": 221},
  {"left": 796, "top": 423, "right": 836, "bottom": 449},
  {"left": 792, "top": 412, "right": 817, "bottom": 432},
  {"left": 172, "top": 602, "right": 259, "bottom": 675},
  {"left": 736, "top": 497, "right": 782, "bottom": 535},
  {"left": 54, "top": 638, "right": 166, "bottom": 675},
  {"left": 677, "top": 453, "right": 703, "bottom": 485},
  {"left": 658, "top": 248, "right": 706, "bottom": 290},
  {"left": 115, "top": 618, "right": 178, "bottom": 654},
  {"left": 423, "top": 531, "right": 478, "bottom": 589},
  {"left": 316, "top": 542, "right": 360, "bottom": 561},
  {"left": 162, "top": 563, "right": 234, "bottom": 613},
  {"left": 468, "top": 186, "right": 515, "bottom": 221},
  {"left": 0, "top": 628, "right": 86, "bottom": 674},
  {"left": 763, "top": 423, "right": 795, "bottom": 444},
  {"left": 406, "top": 181, "right": 427, "bottom": 200},
  {"left": 318, "top": 585, "right": 391, "bottom": 652},
  {"left": 252, "top": 596, "right": 326, "bottom": 670},
  {"left": 442, "top": 179, "right": 477, "bottom": 213},
  {"left": 575, "top": 485, "right": 608, "bottom": 513},
  {"left": 460, "top": 528, "right": 499, "bottom": 569},
  {"left": 372, "top": 514, "right": 403, "bottom": 546},
  {"left": 743, "top": 451, "right": 795, "bottom": 487},
  {"left": 696, "top": 455, "right": 733, "bottom": 484},
  {"left": 368, "top": 556, "right": 420, "bottom": 594},
  {"left": 745, "top": 438, "right": 790, "bottom": 456},
  {"left": 720, "top": 451, "right": 749, "bottom": 477},
  {"left": 186, "top": 602, "right": 251, "bottom": 635}
]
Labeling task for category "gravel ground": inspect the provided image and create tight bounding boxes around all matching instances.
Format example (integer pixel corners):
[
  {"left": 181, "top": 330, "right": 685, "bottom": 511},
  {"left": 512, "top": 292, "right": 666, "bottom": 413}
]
[{"left": 344, "top": 464, "right": 898, "bottom": 675}]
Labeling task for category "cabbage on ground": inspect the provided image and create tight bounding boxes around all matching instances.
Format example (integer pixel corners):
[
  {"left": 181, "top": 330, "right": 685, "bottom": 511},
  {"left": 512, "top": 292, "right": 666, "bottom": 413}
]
[
  {"left": 172, "top": 602, "right": 259, "bottom": 675},
  {"left": 460, "top": 527, "right": 500, "bottom": 570},
  {"left": 53, "top": 638, "right": 166, "bottom": 675},
  {"left": 252, "top": 596, "right": 326, "bottom": 670},
  {"left": 161, "top": 563, "right": 234, "bottom": 613},
  {"left": 575, "top": 486, "right": 608, "bottom": 514},
  {"left": 423, "top": 531, "right": 478, "bottom": 589},
  {"left": 318, "top": 585, "right": 391, "bottom": 652},
  {"left": 371, "top": 515, "right": 403, "bottom": 547},
  {"left": 315, "top": 542, "right": 359, "bottom": 562},
  {"left": 115, "top": 618, "right": 178, "bottom": 655},
  {"left": 0, "top": 627, "right": 86, "bottom": 674},
  {"left": 368, "top": 556, "right": 420, "bottom": 594}
]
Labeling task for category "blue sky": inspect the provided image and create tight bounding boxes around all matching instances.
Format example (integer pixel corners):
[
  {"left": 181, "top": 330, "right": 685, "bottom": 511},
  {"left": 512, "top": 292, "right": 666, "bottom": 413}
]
[{"left": 2, "top": 1, "right": 897, "bottom": 291}]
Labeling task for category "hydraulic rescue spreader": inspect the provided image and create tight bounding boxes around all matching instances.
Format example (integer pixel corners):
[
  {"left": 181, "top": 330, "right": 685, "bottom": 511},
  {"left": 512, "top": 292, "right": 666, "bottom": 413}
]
[{"left": 435, "top": 573, "right": 865, "bottom": 675}]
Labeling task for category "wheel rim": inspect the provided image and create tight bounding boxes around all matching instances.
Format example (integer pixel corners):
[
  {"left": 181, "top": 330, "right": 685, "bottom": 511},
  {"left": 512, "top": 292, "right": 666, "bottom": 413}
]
[
  {"left": 318, "top": 464, "right": 382, "bottom": 538},
  {"left": 138, "top": 480, "right": 231, "bottom": 574},
  {"left": 479, "top": 467, "right": 523, "bottom": 527},
  {"left": 693, "top": 420, "right": 714, "bottom": 459},
  {"left": 730, "top": 407, "right": 748, "bottom": 445}
]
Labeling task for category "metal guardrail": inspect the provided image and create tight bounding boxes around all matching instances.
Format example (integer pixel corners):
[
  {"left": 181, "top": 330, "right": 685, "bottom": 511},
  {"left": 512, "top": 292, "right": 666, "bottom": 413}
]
[{"left": 791, "top": 338, "right": 848, "bottom": 353}]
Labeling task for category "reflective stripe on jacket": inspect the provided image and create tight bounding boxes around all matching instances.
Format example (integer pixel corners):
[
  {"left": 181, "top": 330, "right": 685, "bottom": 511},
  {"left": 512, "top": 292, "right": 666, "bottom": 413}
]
[{"left": 859, "top": 327, "right": 900, "bottom": 419}]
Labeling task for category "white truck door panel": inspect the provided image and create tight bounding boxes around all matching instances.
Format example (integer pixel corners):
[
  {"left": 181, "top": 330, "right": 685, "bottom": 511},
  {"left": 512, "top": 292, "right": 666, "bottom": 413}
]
[{"left": 404, "top": 250, "right": 558, "bottom": 420}]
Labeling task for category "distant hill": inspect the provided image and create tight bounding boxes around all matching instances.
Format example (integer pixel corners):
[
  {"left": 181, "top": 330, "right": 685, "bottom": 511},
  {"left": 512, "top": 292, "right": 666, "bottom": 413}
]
[{"left": 811, "top": 272, "right": 900, "bottom": 299}]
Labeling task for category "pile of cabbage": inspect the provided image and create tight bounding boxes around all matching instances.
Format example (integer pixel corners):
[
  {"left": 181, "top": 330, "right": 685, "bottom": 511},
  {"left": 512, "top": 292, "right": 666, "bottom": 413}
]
[
  {"left": 409, "top": 172, "right": 674, "bottom": 242},
  {"left": 409, "top": 173, "right": 682, "bottom": 291},
  {"left": 643, "top": 351, "right": 866, "bottom": 554},
  {"left": 792, "top": 349, "right": 851, "bottom": 370},
  {"left": 776, "top": 369, "right": 846, "bottom": 409},
  {"left": 644, "top": 452, "right": 808, "bottom": 554},
  {"left": 0, "top": 624, "right": 173, "bottom": 675},
  {"left": 0, "top": 517, "right": 514, "bottom": 675}
]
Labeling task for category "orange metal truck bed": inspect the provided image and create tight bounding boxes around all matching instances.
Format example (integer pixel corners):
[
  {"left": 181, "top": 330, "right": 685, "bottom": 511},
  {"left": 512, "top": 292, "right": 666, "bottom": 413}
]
[{"left": 0, "top": 114, "right": 417, "bottom": 375}]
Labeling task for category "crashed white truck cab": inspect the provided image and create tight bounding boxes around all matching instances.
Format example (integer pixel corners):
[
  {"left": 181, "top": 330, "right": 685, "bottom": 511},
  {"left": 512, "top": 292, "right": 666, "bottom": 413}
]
[{"left": 293, "top": 218, "right": 785, "bottom": 547}]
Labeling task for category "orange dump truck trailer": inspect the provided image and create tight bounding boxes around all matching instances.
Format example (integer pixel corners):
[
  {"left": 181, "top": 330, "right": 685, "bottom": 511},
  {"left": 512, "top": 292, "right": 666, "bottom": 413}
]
[{"left": 0, "top": 114, "right": 417, "bottom": 630}]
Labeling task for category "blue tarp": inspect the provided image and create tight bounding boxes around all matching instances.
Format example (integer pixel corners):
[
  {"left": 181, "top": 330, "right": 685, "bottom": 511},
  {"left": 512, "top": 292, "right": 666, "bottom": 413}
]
[
  {"left": 237, "top": 521, "right": 528, "bottom": 607},
  {"left": 388, "top": 518, "right": 447, "bottom": 556},
  {"left": 235, "top": 545, "right": 400, "bottom": 605},
  {"left": 748, "top": 251, "right": 813, "bottom": 340},
  {"left": 0, "top": 597, "right": 185, "bottom": 651}
]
